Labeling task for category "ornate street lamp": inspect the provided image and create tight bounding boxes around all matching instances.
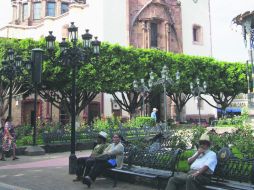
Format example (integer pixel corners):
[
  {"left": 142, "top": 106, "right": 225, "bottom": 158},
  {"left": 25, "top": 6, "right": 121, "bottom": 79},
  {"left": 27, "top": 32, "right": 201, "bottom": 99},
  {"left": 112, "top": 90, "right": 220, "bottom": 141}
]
[
  {"left": 133, "top": 78, "right": 151, "bottom": 116},
  {"left": 149, "top": 65, "right": 180, "bottom": 128},
  {"left": 45, "top": 22, "right": 100, "bottom": 174},
  {"left": 45, "top": 31, "right": 56, "bottom": 51},
  {"left": 190, "top": 78, "right": 207, "bottom": 125},
  {"left": 233, "top": 12, "right": 254, "bottom": 120},
  {"left": 1, "top": 49, "right": 23, "bottom": 118}
]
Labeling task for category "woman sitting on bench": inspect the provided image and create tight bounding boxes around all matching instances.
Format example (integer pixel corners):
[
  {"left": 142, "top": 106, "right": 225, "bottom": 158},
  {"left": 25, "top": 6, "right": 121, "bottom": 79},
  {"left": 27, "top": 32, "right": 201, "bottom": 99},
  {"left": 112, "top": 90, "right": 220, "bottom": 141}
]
[{"left": 83, "top": 133, "right": 124, "bottom": 187}]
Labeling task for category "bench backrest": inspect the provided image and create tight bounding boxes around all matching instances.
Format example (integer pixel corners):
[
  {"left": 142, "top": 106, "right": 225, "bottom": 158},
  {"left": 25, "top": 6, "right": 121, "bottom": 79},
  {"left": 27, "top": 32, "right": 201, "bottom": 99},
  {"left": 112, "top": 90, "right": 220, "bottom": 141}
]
[
  {"left": 126, "top": 148, "right": 182, "bottom": 175},
  {"left": 214, "top": 147, "right": 254, "bottom": 184},
  {"left": 214, "top": 159, "right": 254, "bottom": 183}
]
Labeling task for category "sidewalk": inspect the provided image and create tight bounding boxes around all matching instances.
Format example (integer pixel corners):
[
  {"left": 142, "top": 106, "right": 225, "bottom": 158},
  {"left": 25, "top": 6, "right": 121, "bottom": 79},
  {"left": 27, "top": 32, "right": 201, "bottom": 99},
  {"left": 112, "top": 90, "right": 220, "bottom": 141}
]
[{"left": 0, "top": 150, "right": 154, "bottom": 190}]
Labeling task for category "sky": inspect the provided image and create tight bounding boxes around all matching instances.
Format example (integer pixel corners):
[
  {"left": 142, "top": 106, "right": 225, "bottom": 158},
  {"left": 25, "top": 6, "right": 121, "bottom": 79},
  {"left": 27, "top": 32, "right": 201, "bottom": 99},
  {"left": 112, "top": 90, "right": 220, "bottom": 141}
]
[
  {"left": 210, "top": 0, "right": 254, "bottom": 62},
  {"left": 0, "top": 0, "right": 253, "bottom": 62}
]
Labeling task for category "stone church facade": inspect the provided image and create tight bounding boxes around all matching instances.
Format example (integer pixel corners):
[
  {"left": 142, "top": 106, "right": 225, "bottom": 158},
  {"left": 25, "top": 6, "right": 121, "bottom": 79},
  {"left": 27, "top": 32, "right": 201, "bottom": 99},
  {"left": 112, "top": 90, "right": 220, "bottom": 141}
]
[{"left": 128, "top": 0, "right": 182, "bottom": 120}]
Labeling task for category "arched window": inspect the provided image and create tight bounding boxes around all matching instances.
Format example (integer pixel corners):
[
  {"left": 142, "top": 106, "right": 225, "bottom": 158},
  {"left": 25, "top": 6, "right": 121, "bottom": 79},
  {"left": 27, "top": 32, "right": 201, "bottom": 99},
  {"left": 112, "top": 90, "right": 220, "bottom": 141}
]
[{"left": 150, "top": 23, "right": 158, "bottom": 48}]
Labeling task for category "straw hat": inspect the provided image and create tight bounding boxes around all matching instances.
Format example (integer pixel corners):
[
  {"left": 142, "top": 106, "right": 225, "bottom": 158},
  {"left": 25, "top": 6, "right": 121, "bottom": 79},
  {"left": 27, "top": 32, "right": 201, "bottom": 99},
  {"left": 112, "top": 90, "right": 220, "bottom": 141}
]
[
  {"left": 199, "top": 133, "right": 211, "bottom": 146},
  {"left": 98, "top": 131, "right": 108, "bottom": 139},
  {"left": 199, "top": 133, "right": 210, "bottom": 142}
]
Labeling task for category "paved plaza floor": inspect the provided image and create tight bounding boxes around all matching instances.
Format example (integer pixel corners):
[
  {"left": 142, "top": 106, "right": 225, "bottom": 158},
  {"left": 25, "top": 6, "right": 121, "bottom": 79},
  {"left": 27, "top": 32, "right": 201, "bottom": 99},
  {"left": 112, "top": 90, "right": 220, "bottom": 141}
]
[{"left": 0, "top": 150, "right": 154, "bottom": 190}]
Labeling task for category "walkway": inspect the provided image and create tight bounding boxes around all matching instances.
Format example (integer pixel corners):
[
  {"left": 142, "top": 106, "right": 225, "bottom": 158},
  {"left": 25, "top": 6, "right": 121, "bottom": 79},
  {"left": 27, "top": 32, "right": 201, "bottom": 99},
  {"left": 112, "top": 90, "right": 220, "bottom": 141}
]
[{"left": 0, "top": 150, "right": 153, "bottom": 190}]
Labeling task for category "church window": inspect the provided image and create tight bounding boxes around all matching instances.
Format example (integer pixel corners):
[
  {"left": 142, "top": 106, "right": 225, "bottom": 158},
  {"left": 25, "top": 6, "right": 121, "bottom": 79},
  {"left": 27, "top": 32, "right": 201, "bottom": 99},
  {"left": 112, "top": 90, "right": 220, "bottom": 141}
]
[
  {"left": 151, "top": 23, "right": 158, "bottom": 48},
  {"left": 192, "top": 25, "right": 203, "bottom": 44},
  {"left": 46, "top": 2, "right": 56, "bottom": 17},
  {"left": 22, "top": 3, "right": 28, "bottom": 21},
  {"left": 61, "top": 3, "right": 69, "bottom": 14},
  {"left": 33, "top": 2, "right": 41, "bottom": 20}
]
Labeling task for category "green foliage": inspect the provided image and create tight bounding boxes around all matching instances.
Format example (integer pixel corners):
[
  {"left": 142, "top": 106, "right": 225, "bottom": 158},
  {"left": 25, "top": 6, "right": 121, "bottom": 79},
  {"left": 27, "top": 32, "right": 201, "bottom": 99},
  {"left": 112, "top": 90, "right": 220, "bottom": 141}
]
[
  {"left": 125, "top": 117, "right": 155, "bottom": 128},
  {"left": 15, "top": 125, "right": 33, "bottom": 139},
  {"left": 216, "top": 109, "right": 249, "bottom": 127},
  {"left": 92, "top": 116, "right": 122, "bottom": 131},
  {"left": 93, "top": 118, "right": 111, "bottom": 131},
  {"left": 37, "top": 122, "right": 64, "bottom": 134},
  {"left": 177, "top": 150, "right": 195, "bottom": 172},
  {"left": 129, "top": 137, "right": 147, "bottom": 149},
  {"left": 230, "top": 126, "right": 254, "bottom": 158},
  {"left": 190, "top": 126, "right": 206, "bottom": 148},
  {"left": 91, "top": 116, "right": 155, "bottom": 131},
  {"left": 169, "top": 130, "right": 192, "bottom": 150},
  {"left": 17, "top": 136, "right": 33, "bottom": 146},
  {"left": 0, "top": 38, "right": 247, "bottom": 119},
  {"left": 77, "top": 122, "right": 89, "bottom": 132}
]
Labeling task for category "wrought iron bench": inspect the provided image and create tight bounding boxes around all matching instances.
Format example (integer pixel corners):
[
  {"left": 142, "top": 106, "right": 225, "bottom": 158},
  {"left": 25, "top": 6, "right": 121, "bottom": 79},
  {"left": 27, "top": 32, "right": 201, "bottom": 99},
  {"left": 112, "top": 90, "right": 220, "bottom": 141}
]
[
  {"left": 203, "top": 147, "right": 254, "bottom": 190},
  {"left": 108, "top": 147, "right": 182, "bottom": 190},
  {"left": 42, "top": 127, "right": 163, "bottom": 145},
  {"left": 42, "top": 129, "right": 97, "bottom": 145},
  {"left": 107, "top": 127, "right": 163, "bottom": 141}
]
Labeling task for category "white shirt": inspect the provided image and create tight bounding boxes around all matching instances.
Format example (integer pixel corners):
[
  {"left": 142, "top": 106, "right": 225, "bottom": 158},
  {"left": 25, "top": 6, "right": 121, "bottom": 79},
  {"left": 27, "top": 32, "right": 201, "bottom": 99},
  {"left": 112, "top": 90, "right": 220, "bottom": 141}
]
[{"left": 189, "top": 150, "right": 217, "bottom": 173}]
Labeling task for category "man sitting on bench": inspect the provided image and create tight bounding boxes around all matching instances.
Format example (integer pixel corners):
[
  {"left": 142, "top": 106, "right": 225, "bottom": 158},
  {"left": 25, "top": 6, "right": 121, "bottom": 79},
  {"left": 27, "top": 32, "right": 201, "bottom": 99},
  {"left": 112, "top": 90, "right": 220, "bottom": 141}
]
[
  {"left": 73, "top": 131, "right": 108, "bottom": 182},
  {"left": 82, "top": 133, "right": 124, "bottom": 187},
  {"left": 166, "top": 133, "right": 217, "bottom": 190}
]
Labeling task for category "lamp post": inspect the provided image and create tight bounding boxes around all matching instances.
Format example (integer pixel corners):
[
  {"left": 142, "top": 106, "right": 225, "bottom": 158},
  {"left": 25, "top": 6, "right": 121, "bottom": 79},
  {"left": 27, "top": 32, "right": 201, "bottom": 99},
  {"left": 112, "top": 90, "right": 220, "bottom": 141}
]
[
  {"left": 149, "top": 65, "right": 180, "bottom": 127},
  {"left": 1, "top": 49, "right": 23, "bottom": 118},
  {"left": 31, "top": 48, "right": 44, "bottom": 146},
  {"left": 233, "top": 12, "right": 254, "bottom": 121},
  {"left": 45, "top": 22, "right": 101, "bottom": 174},
  {"left": 190, "top": 78, "right": 207, "bottom": 125},
  {"left": 133, "top": 79, "right": 150, "bottom": 116}
]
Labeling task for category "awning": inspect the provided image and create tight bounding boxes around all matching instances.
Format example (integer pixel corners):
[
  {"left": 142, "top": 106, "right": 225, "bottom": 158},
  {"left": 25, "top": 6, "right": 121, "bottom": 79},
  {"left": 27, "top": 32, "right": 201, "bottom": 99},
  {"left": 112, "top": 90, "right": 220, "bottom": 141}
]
[{"left": 217, "top": 107, "right": 241, "bottom": 113}]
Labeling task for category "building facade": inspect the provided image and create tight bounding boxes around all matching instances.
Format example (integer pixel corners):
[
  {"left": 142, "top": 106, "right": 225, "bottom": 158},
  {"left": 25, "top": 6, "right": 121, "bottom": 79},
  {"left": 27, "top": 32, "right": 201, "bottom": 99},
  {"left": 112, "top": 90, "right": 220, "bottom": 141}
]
[
  {"left": 0, "top": 0, "right": 218, "bottom": 125},
  {"left": 179, "top": 0, "right": 217, "bottom": 122}
]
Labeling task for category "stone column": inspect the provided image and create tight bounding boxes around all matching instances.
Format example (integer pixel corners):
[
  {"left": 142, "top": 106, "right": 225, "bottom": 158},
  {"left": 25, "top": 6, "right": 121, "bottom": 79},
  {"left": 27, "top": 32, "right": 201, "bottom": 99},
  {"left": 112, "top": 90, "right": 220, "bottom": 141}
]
[
  {"left": 141, "top": 21, "right": 147, "bottom": 48},
  {"left": 165, "top": 22, "right": 170, "bottom": 51},
  {"left": 16, "top": 1, "right": 22, "bottom": 23},
  {"left": 27, "top": 0, "right": 31, "bottom": 18},
  {"left": 12, "top": 2, "right": 18, "bottom": 23},
  {"left": 41, "top": 0, "right": 46, "bottom": 18},
  {"left": 56, "top": 0, "right": 61, "bottom": 16},
  {"left": 27, "top": 0, "right": 32, "bottom": 25},
  {"left": 147, "top": 22, "right": 151, "bottom": 48}
]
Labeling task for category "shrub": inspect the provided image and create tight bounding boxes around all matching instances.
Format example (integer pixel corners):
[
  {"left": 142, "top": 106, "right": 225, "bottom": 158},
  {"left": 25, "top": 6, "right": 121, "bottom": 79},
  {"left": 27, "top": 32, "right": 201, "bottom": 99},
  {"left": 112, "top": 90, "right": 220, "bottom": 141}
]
[
  {"left": 15, "top": 125, "right": 32, "bottom": 139},
  {"left": 125, "top": 117, "right": 155, "bottom": 128},
  {"left": 216, "top": 108, "right": 249, "bottom": 127},
  {"left": 17, "top": 136, "right": 33, "bottom": 146},
  {"left": 92, "top": 116, "right": 121, "bottom": 131}
]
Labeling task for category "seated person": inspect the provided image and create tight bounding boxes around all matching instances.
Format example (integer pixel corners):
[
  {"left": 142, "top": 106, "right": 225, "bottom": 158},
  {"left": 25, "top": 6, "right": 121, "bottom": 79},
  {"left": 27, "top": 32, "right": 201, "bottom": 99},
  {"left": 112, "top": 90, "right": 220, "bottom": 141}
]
[
  {"left": 165, "top": 133, "right": 217, "bottom": 190},
  {"left": 73, "top": 131, "right": 108, "bottom": 181},
  {"left": 83, "top": 134, "right": 124, "bottom": 187}
]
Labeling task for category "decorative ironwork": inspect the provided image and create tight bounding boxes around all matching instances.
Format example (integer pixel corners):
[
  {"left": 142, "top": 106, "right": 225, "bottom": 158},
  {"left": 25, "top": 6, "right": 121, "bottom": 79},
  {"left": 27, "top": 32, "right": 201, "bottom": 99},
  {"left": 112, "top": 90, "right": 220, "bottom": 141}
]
[{"left": 250, "top": 28, "right": 254, "bottom": 49}]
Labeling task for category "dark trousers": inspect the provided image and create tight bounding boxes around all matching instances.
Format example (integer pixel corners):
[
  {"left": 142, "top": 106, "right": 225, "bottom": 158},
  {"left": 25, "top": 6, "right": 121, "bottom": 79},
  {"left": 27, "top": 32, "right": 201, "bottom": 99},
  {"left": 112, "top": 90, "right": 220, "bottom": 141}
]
[
  {"left": 165, "top": 170, "right": 211, "bottom": 190},
  {"left": 76, "top": 157, "right": 95, "bottom": 178},
  {"left": 88, "top": 159, "right": 114, "bottom": 181}
]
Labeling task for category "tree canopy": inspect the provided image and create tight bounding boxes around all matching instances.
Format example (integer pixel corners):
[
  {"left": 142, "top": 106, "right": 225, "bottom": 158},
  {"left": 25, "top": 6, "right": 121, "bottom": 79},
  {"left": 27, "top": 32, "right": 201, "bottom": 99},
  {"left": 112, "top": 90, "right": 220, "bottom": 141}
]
[{"left": 0, "top": 37, "right": 248, "bottom": 120}]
